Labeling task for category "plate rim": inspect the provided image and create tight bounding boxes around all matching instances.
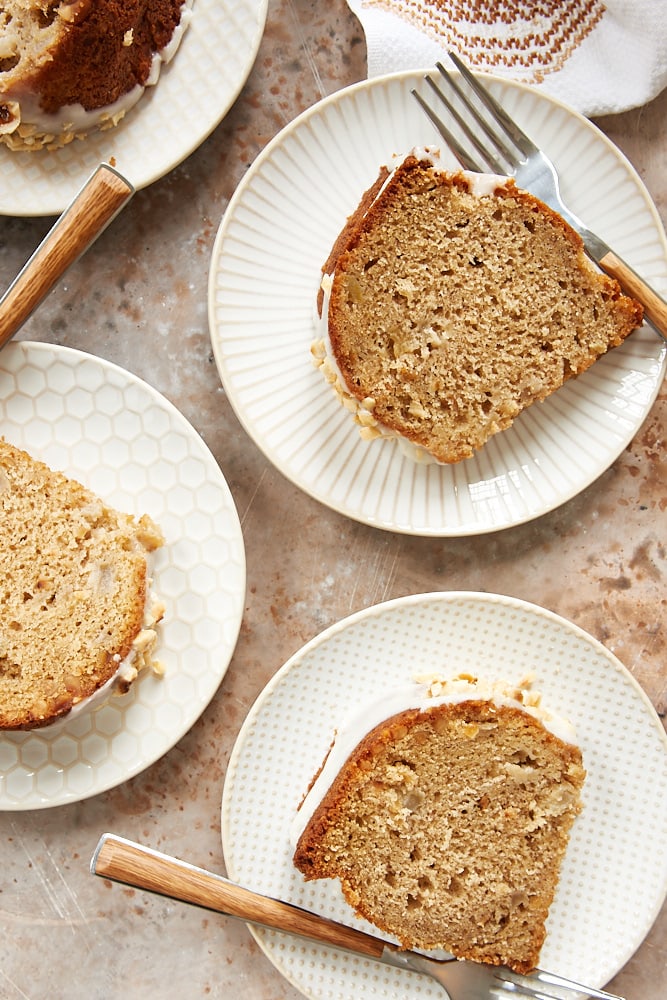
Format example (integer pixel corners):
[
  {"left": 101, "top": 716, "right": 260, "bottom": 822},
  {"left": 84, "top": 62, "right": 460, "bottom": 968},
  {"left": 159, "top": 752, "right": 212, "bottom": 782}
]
[
  {"left": 213, "top": 67, "right": 667, "bottom": 260},
  {"left": 0, "top": 340, "right": 247, "bottom": 810},
  {"left": 223, "top": 588, "right": 667, "bottom": 778},
  {"left": 221, "top": 589, "right": 667, "bottom": 995},
  {"left": 207, "top": 68, "right": 667, "bottom": 538}
]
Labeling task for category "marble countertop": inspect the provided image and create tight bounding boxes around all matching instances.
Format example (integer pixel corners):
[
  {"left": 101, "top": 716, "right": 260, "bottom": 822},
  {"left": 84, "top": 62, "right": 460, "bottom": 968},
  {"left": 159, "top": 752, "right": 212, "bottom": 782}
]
[{"left": 1, "top": 0, "right": 665, "bottom": 996}]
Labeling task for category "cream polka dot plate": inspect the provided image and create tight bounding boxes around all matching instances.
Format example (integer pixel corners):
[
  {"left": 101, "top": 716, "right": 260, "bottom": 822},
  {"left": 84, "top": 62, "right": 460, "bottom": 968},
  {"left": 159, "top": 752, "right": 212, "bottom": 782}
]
[
  {"left": 1, "top": 0, "right": 268, "bottom": 216},
  {"left": 221, "top": 591, "right": 667, "bottom": 998},
  {"left": 0, "top": 342, "right": 245, "bottom": 809}
]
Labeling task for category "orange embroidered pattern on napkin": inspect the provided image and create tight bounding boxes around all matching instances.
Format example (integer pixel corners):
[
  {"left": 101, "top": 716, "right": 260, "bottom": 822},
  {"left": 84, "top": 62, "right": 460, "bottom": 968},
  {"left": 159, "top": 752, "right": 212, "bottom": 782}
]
[{"left": 362, "top": 0, "right": 606, "bottom": 82}]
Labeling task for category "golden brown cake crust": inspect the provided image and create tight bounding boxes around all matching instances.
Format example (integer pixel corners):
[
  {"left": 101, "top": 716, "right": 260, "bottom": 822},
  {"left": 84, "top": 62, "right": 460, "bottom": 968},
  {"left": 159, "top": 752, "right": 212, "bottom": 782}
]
[
  {"left": 0, "top": 439, "right": 164, "bottom": 730},
  {"left": 322, "top": 156, "right": 644, "bottom": 463},
  {"left": 293, "top": 698, "right": 585, "bottom": 973}
]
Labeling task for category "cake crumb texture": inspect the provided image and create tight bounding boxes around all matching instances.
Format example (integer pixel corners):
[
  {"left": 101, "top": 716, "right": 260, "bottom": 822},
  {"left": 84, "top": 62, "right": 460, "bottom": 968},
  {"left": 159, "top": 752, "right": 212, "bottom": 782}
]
[
  {"left": 293, "top": 698, "right": 585, "bottom": 973},
  {"left": 0, "top": 438, "right": 164, "bottom": 730},
  {"left": 325, "top": 157, "right": 643, "bottom": 463}
]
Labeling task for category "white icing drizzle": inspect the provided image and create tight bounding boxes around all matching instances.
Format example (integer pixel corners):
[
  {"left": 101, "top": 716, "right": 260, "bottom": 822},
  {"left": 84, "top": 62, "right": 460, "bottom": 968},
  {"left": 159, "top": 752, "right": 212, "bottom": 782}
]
[
  {"left": 290, "top": 672, "right": 579, "bottom": 847},
  {"left": 381, "top": 146, "right": 509, "bottom": 195}
]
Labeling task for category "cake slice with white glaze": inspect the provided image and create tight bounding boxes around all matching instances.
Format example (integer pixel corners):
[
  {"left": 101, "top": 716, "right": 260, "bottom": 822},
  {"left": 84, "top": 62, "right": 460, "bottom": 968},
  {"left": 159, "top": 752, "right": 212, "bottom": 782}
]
[
  {"left": 292, "top": 673, "right": 585, "bottom": 973},
  {"left": 313, "top": 151, "right": 643, "bottom": 463}
]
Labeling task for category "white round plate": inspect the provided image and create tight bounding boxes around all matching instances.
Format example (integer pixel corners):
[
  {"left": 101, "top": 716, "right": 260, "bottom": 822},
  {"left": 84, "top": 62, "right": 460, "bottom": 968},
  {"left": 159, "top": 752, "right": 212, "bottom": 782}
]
[
  {"left": 222, "top": 591, "right": 667, "bottom": 997},
  {"left": 208, "top": 70, "right": 667, "bottom": 536},
  {"left": 0, "top": 342, "right": 245, "bottom": 809},
  {"left": 2, "top": 0, "right": 268, "bottom": 216}
]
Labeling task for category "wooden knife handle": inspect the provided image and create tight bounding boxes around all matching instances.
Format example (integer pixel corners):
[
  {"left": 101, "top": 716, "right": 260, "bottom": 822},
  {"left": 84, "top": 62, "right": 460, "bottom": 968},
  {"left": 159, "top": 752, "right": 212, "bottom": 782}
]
[
  {"left": 0, "top": 163, "right": 134, "bottom": 349},
  {"left": 599, "top": 249, "right": 667, "bottom": 343},
  {"left": 91, "top": 834, "right": 388, "bottom": 959}
]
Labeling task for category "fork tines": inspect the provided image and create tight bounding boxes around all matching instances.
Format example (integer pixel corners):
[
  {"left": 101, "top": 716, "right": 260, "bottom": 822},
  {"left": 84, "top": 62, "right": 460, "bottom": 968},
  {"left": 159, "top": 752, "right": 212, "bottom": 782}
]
[
  {"left": 498, "top": 965, "right": 626, "bottom": 1000},
  {"left": 412, "top": 52, "right": 537, "bottom": 176}
]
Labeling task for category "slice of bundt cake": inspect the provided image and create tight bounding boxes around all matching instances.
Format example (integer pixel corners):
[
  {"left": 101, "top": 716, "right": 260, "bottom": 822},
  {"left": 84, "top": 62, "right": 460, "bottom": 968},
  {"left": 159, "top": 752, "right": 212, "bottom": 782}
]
[
  {"left": 292, "top": 674, "right": 585, "bottom": 973},
  {"left": 313, "top": 151, "right": 643, "bottom": 464},
  {"left": 0, "top": 438, "right": 165, "bottom": 730},
  {"left": 0, "top": 0, "right": 192, "bottom": 150}
]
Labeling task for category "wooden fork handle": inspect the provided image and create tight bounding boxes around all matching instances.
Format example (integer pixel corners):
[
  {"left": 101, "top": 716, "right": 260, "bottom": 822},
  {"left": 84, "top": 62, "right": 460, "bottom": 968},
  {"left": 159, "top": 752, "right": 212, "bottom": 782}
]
[
  {"left": 91, "top": 833, "right": 388, "bottom": 959},
  {"left": 0, "top": 163, "right": 134, "bottom": 349},
  {"left": 599, "top": 249, "right": 667, "bottom": 342}
]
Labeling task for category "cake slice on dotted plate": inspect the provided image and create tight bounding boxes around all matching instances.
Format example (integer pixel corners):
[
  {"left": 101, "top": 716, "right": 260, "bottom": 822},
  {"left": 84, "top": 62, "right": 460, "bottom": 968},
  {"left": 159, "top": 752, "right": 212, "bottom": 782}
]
[{"left": 292, "top": 673, "right": 585, "bottom": 974}]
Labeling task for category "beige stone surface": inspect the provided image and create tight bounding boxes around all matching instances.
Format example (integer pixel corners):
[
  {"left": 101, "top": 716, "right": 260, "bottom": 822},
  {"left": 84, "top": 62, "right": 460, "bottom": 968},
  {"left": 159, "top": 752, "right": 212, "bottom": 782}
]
[{"left": 0, "top": 0, "right": 665, "bottom": 996}]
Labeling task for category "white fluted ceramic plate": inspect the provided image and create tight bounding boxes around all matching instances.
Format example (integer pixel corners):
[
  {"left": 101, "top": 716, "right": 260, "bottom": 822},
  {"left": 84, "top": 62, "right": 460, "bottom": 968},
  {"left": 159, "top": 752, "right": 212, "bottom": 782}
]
[
  {"left": 209, "top": 70, "right": 667, "bottom": 536},
  {"left": 2, "top": 0, "right": 267, "bottom": 216},
  {"left": 221, "top": 592, "right": 667, "bottom": 998},
  {"left": 0, "top": 342, "right": 245, "bottom": 809}
]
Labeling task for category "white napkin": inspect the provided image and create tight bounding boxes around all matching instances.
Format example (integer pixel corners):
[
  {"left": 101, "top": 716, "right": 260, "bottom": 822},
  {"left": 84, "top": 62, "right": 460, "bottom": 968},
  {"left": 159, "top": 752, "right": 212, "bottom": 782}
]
[{"left": 347, "top": 0, "right": 667, "bottom": 116}]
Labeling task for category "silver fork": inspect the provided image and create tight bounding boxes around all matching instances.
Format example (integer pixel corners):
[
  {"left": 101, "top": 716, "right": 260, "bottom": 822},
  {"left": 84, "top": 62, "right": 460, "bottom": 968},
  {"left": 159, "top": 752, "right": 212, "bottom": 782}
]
[
  {"left": 92, "top": 833, "right": 625, "bottom": 1000},
  {"left": 412, "top": 53, "right": 667, "bottom": 344}
]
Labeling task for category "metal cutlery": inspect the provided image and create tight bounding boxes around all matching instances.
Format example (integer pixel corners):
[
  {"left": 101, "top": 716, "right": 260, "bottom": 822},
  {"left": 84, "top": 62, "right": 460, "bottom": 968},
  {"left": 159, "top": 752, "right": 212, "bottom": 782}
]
[
  {"left": 91, "top": 833, "right": 625, "bottom": 1000},
  {"left": 412, "top": 53, "right": 667, "bottom": 343}
]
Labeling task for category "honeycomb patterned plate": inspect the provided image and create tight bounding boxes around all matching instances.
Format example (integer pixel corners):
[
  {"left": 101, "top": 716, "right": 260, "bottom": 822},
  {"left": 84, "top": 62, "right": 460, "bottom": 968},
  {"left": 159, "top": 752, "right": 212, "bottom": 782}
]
[
  {"left": 222, "top": 591, "right": 667, "bottom": 998},
  {"left": 0, "top": 342, "right": 245, "bottom": 809},
  {"left": 1, "top": 0, "right": 268, "bottom": 216}
]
